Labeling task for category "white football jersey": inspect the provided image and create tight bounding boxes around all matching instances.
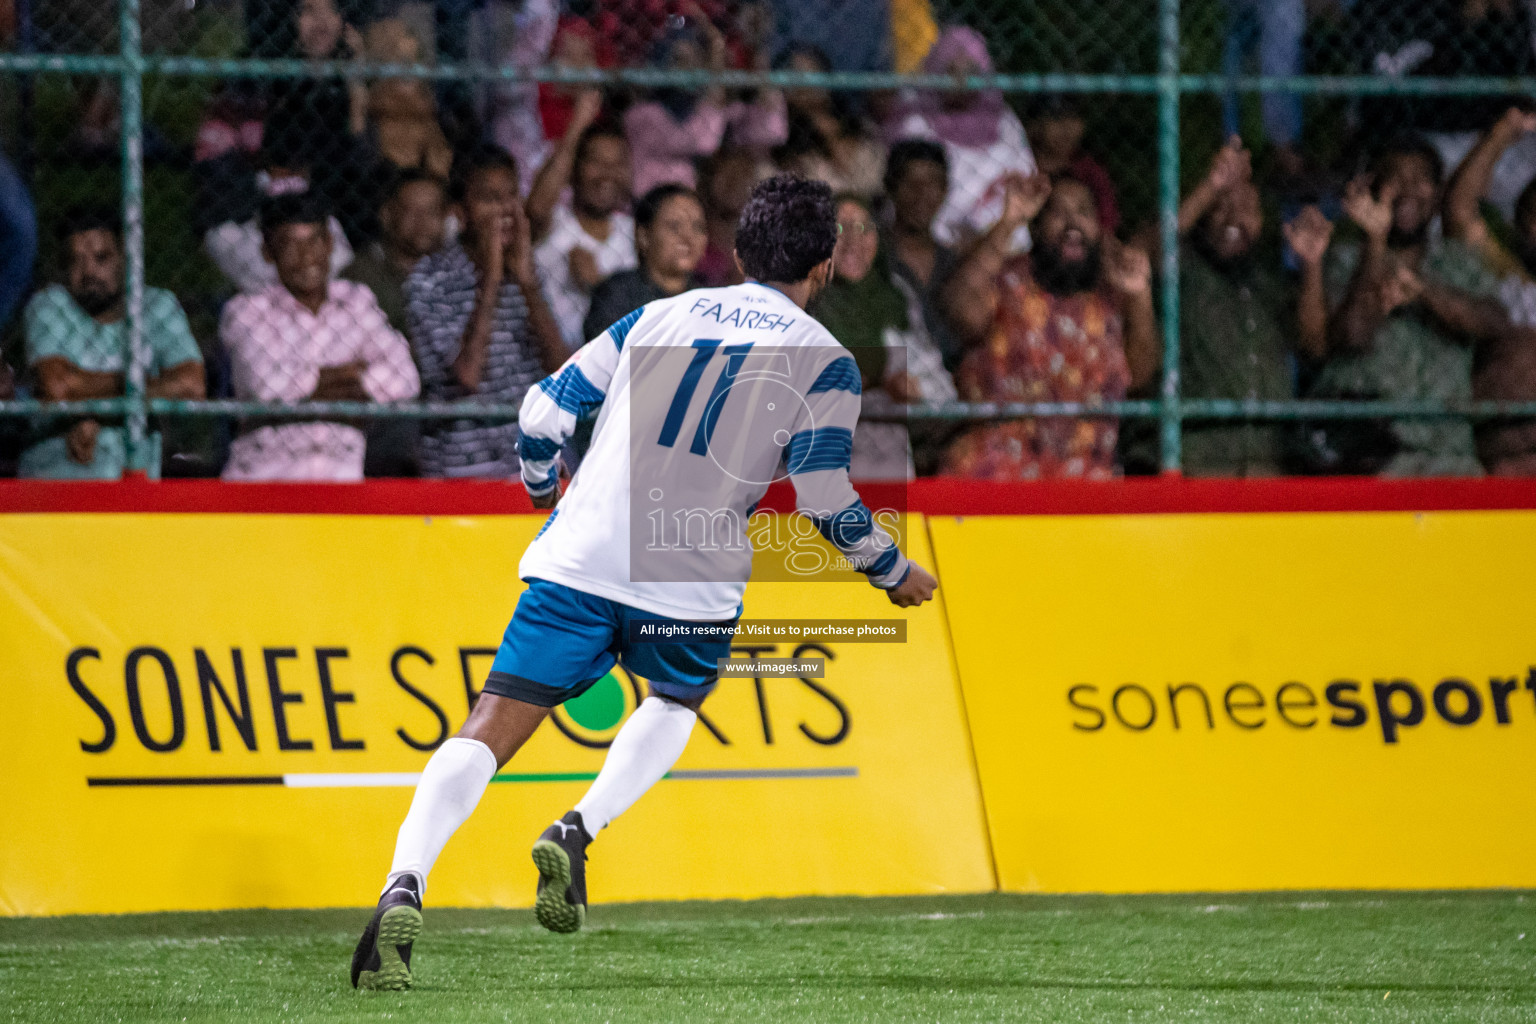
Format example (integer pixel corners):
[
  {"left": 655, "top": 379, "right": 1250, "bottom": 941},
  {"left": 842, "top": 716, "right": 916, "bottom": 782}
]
[{"left": 517, "top": 282, "right": 911, "bottom": 620}]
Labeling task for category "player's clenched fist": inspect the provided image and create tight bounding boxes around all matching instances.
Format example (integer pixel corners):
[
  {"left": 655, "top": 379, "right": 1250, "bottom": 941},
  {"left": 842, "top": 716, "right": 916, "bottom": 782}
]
[{"left": 887, "top": 562, "right": 938, "bottom": 608}]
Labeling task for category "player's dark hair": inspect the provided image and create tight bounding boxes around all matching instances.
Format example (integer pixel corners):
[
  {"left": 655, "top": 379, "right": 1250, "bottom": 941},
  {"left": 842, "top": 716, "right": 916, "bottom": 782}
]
[
  {"left": 56, "top": 205, "right": 121, "bottom": 247},
  {"left": 382, "top": 166, "right": 447, "bottom": 208},
  {"left": 1371, "top": 133, "right": 1444, "bottom": 187},
  {"left": 574, "top": 122, "right": 628, "bottom": 170},
  {"left": 259, "top": 190, "right": 331, "bottom": 241},
  {"left": 449, "top": 144, "right": 520, "bottom": 203},
  {"left": 884, "top": 139, "right": 948, "bottom": 194},
  {"left": 635, "top": 183, "right": 701, "bottom": 231},
  {"left": 734, "top": 175, "right": 837, "bottom": 283}
]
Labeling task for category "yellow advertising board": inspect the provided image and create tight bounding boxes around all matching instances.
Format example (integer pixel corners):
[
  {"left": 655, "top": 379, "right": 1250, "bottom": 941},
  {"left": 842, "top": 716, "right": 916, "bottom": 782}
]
[
  {"left": 932, "top": 511, "right": 1536, "bottom": 893},
  {"left": 0, "top": 513, "right": 992, "bottom": 916}
]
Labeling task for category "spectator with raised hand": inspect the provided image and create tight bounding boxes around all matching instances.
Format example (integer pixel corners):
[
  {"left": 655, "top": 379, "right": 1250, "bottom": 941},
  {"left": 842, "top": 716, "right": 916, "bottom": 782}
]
[
  {"left": 1444, "top": 107, "right": 1536, "bottom": 475},
  {"left": 1316, "top": 136, "right": 1512, "bottom": 477},
  {"left": 1166, "top": 137, "right": 1330, "bottom": 476},
  {"left": 527, "top": 96, "right": 639, "bottom": 351},
  {"left": 772, "top": 43, "right": 886, "bottom": 196},
  {"left": 220, "top": 193, "right": 420, "bottom": 482},
  {"left": 1445, "top": 106, "right": 1536, "bottom": 328},
  {"left": 940, "top": 173, "right": 1159, "bottom": 480},
  {"left": 886, "top": 27, "right": 1036, "bottom": 250},
  {"left": 205, "top": 122, "right": 355, "bottom": 296},
  {"left": 884, "top": 139, "right": 961, "bottom": 370},
  {"left": 537, "top": 18, "right": 614, "bottom": 146},
  {"left": 583, "top": 184, "right": 707, "bottom": 341},
  {"left": 624, "top": 8, "right": 788, "bottom": 197},
  {"left": 407, "top": 146, "right": 567, "bottom": 478},
  {"left": 20, "top": 208, "right": 204, "bottom": 480}
]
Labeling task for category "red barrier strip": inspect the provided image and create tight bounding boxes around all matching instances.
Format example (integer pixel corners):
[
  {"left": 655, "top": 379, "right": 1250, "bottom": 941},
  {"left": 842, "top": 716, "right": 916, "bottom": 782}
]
[{"left": 4, "top": 474, "right": 1536, "bottom": 516}]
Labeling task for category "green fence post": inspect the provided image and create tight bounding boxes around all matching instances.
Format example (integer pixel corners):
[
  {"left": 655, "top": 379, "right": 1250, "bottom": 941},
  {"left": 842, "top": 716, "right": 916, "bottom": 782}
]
[
  {"left": 119, "top": 0, "right": 149, "bottom": 474},
  {"left": 1157, "top": 0, "right": 1182, "bottom": 475}
]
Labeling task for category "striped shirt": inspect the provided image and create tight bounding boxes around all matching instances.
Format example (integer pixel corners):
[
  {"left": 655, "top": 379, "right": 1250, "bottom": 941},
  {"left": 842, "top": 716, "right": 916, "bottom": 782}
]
[
  {"left": 517, "top": 282, "right": 910, "bottom": 620},
  {"left": 405, "top": 244, "right": 546, "bottom": 478}
]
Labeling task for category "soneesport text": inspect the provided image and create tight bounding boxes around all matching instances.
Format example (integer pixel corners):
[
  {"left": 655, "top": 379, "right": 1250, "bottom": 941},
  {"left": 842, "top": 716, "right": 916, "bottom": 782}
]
[{"left": 1066, "top": 672, "right": 1536, "bottom": 744}]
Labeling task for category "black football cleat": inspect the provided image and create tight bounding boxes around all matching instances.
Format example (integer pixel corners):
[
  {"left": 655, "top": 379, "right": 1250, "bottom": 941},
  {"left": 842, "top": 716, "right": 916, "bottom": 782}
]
[
  {"left": 350, "top": 872, "right": 423, "bottom": 991},
  {"left": 531, "top": 811, "right": 592, "bottom": 934}
]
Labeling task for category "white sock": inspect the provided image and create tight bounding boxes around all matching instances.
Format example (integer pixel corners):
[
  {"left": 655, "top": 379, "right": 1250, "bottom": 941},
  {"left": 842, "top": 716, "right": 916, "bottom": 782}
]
[
  {"left": 574, "top": 696, "right": 696, "bottom": 834},
  {"left": 384, "top": 736, "right": 498, "bottom": 895}
]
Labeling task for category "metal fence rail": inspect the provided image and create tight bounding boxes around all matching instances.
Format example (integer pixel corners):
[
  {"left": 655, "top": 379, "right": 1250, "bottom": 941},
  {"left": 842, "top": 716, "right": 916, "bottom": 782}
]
[{"left": 2, "top": 0, "right": 1535, "bottom": 477}]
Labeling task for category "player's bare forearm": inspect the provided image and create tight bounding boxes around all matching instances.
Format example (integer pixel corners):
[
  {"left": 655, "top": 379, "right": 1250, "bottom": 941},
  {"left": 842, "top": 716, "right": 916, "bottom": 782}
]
[{"left": 530, "top": 486, "right": 560, "bottom": 510}]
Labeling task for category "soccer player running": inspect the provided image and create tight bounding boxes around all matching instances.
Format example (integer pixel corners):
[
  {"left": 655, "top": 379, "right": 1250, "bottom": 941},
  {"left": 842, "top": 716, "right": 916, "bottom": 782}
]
[{"left": 351, "top": 176, "right": 938, "bottom": 990}]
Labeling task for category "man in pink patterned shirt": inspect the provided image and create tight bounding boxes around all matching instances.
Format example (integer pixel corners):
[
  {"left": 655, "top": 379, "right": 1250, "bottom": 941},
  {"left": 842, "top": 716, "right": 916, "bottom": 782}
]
[
  {"left": 221, "top": 193, "right": 420, "bottom": 482},
  {"left": 941, "top": 174, "right": 1160, "bottom": 480}
]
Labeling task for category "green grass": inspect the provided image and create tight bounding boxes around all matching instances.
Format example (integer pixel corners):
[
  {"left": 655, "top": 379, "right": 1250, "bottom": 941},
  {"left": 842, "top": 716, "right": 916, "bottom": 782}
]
[{"left": 1, "top": 892, "right": 1533, "bottom": 1022}]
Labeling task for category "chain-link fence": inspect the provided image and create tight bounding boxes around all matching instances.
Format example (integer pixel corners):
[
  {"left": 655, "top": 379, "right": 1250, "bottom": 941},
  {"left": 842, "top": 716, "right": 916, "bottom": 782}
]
[{"left": 1, "top": 0, "right": 1535, "bottom": 482}]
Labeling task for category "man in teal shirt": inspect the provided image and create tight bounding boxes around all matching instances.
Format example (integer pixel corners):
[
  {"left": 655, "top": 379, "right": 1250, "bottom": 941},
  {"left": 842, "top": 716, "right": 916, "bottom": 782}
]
[{"left": 21, "top": 209, "right": 204, "bottom": 479}]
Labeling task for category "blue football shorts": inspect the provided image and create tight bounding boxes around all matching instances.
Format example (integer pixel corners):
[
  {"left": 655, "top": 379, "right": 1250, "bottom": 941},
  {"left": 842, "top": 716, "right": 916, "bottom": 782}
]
[{"left": 482, "top": 577, "right": 740, "bottom": 706}]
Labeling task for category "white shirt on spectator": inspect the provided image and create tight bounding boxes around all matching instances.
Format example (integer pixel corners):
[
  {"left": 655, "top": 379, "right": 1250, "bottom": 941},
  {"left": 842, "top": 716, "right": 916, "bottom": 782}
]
[
  {"left": 535, "top": 204, "right": 637, "bottom": 350},
  {"left": 890, "top": 107, "right": 1035, "bottom": 250},
  {"left": 205, "top": 216, "right": 354, "bottom": 295},
  {"left": 221, "top": 279, "right": 420, "bottom": 481}
]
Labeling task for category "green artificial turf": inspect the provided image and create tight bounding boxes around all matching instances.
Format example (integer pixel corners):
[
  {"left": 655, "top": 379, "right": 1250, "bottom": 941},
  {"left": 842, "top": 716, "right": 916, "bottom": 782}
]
[{"left": 1, "top": 891, "right": 1533, "bottom": 1022}]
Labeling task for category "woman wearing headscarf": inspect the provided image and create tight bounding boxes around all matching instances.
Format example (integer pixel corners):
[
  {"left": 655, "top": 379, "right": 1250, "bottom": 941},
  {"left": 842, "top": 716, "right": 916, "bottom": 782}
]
[
  {"left": 886, "top": 26, "right": 1036, "bottom": 250},
  {"left": 623, "top": 12, "right": 787, "bottom": 196}
]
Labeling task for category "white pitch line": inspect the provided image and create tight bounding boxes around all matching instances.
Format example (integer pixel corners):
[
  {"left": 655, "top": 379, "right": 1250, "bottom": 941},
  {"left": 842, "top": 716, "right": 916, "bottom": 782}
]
[{"left": 283, "top": 773, "right": 423, "bottom": 788}]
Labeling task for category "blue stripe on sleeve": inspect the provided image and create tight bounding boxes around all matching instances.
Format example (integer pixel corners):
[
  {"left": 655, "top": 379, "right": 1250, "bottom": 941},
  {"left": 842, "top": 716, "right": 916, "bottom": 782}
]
[
  {"left": 807, "top": 356, "right": 862, "bottom": 396},
  {"left": 518, "top": 434, "right": 561, "bottom": 462},
  {"left": 537, "top": 364, "right": 606, "bottom": 417},
  {"left": 815, "top": 501, "right": 875, "bottom": 547},
  {"left": 607, "top": 306, "right": 645, "bottom": 350},
  {"left": 784, "top": 426, "right": 854, "bottom": 475},
  {"left": 866, "top": 544, "right": 901, "bottom": 579}
]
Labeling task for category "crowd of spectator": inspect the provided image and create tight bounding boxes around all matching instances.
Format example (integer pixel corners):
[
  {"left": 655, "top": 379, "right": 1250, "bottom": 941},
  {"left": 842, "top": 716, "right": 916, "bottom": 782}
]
[{"left": 4, "top": 0, "right": 1536, "bottom": 483}]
